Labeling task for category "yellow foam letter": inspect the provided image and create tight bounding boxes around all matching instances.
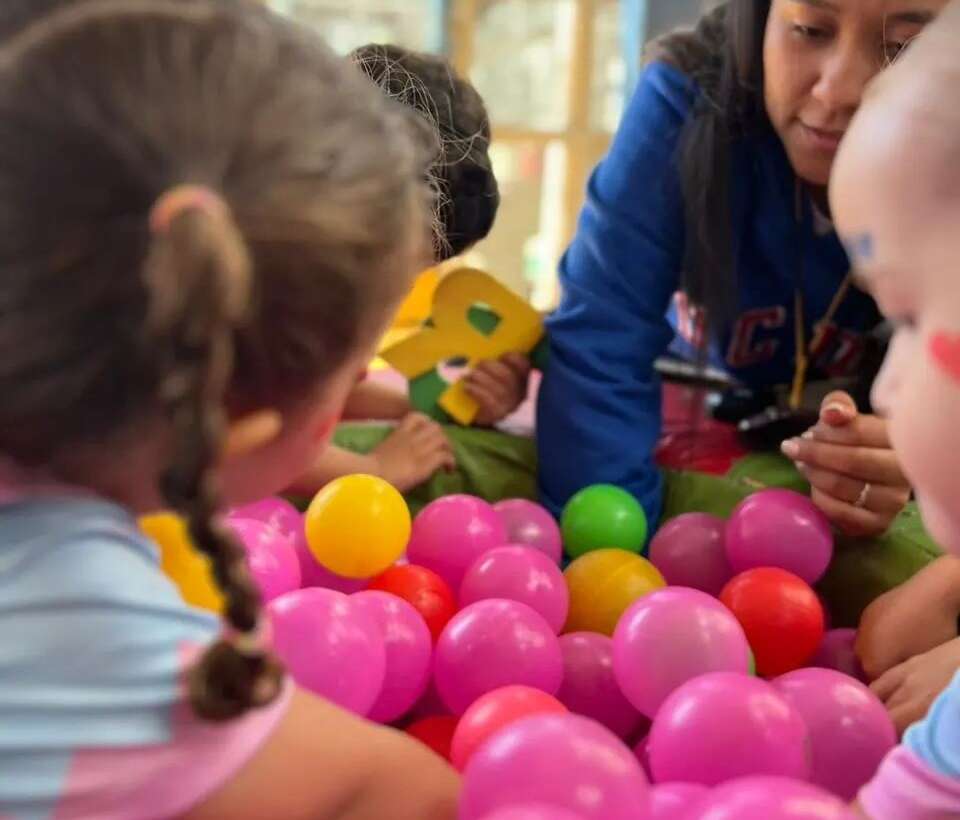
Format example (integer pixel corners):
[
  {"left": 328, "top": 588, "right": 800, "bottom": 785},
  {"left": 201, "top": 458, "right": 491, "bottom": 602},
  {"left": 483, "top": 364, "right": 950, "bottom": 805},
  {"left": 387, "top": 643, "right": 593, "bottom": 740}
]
[{"left": 380, "top": 268, "right": 543, "bottom": 424}]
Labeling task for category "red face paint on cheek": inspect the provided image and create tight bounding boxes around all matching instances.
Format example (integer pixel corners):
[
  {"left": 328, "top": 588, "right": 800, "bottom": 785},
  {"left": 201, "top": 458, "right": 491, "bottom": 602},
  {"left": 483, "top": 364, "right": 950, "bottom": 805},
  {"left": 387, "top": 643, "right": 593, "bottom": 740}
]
[{"left": 929, "top": 332, "right": 960, "bottom": 383}]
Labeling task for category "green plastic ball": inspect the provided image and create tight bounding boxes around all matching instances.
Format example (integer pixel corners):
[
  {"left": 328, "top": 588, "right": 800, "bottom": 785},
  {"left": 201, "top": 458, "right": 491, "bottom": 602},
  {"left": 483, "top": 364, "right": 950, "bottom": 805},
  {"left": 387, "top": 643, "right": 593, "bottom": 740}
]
[{"left": 560, "top": 484, "right": 648, "bottom": 559}]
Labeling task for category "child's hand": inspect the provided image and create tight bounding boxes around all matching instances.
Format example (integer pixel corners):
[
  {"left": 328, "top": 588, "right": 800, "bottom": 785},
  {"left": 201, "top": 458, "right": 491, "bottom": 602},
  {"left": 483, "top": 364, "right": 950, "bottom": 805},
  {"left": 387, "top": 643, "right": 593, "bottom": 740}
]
[
  {"left": 371, "top": 412, "right": 455, "bottom": 492},
  {"left": 871, "top": 637, "right": 960, "bottom": 736},
  {"left": 782, "top": 391, "right": 911, "bottom": 537},
  {"left": 856, "top": 556, "right": 960, "bottom": 680},
  {"left": 464, "top": 353, "right": 531, "bottom": 427}
]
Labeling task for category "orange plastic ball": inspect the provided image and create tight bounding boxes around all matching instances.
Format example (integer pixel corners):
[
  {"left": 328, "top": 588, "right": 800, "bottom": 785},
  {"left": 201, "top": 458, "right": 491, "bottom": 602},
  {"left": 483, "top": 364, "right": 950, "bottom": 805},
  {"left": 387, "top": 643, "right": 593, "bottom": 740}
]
[{"left": 563, "top": 548, "right": 666, "bottom": 636}]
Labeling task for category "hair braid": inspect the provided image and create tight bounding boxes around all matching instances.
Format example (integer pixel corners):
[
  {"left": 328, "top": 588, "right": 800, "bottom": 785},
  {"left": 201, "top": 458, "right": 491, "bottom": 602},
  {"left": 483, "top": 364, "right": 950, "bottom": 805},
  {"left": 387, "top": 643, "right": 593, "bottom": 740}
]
[{"left": 146, "top": 201, "right": 283, "bottom": 721}]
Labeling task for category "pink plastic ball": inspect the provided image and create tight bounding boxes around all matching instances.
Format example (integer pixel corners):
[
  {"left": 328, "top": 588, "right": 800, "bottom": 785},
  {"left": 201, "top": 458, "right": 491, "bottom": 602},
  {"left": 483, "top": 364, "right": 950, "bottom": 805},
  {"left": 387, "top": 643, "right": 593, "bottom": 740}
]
[
  {"left": 479, "top": 806, "right": 584, "bottom": 820},
  {"left": 450, "top": 685, "right": 567, "bottom": 771},
  {"left": 407, "top": 680, "right": 452, "bottom": 721},
  {"left": 633, "top": 734, "right": 652, "bottom": 780},
  {"left": 493, "top": 499, "right": 563, "bottom": 565},
  {"left": 228, "top": 497, "right": 304, "bottom": 545},
  {"left": 433, "top": 599, "right": 563, "bottom": 715},
  {"left": 556, "top": 632, "right": 645, "bottom": 739},
  {"left": 810, "top": 628, "right": 866, "bottom": 681},
  {"left": 294, "top": 536, "right": 366, "bottom": 594},
  {"left": 688, "top": 777, "right": 859, "bottom": 820},
  {"left": 648, "top": 783, "right": 709, "bottom": 819},
  {"left": 351, "top": 590, "right": 432, "bottom": 724},
  {"left": 772, "top": 668, "right": 896, "bottom": 800},
  {"left": 726, "top": 489, "right": 833, "bottom": 584},
  {"left": 649, "top": 672, "right": 811, "bottom": 786},
  {"left": 612, "top": 588, "right": 752, "bottom": 718},
  {"left": 407, "top": 495, "right": 506, "bottom": 589},
  {"left": 460, "top": 714, "right": 650, "bottom": 820},
  {"left": 226, "top": 518, "right": 301, "bottom": 603},
  {"left": 649, "top": 513, "right": 733, "bottom": 596},
  {"left": 268, "top": 588, "right": 385, "bottom": 716},
  {"left": 460, "top": 546, "right": 569, "bottom": 634}
]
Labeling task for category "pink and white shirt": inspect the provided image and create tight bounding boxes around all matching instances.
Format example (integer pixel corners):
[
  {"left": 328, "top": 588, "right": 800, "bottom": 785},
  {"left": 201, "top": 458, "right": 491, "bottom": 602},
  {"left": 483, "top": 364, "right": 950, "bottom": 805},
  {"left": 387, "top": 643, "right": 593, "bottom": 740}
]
[{"left": 0, "top": 495, "right": 290, "bottom": 819}]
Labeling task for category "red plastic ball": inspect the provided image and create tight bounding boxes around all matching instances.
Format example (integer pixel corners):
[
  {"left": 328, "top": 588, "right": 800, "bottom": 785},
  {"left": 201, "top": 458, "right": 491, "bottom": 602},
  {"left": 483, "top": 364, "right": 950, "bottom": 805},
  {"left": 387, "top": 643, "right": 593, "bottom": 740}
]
[
  {"left": 719, "top": 568, "right": 825, "bottom": 678},
  {"left": 368, "top": 564, "right": 458, "bottom": 642},
  {"left": 450, "top": 685, "right": 568, "bottom": 771},
  {"left": 405, "top": 715, "right": 458, "bottom": 761}
]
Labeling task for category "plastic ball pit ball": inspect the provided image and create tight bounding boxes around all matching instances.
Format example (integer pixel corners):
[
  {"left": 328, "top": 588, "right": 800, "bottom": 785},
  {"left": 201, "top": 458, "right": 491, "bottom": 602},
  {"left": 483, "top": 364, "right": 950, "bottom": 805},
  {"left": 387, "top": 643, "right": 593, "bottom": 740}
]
[
  {"left": 648, "top": 672, "right": 811, "bottom": 786},
  {"left": 460, "top": 713, "right": 650, "bottom": 820},
  {"left": 305, "top": 474, "right": 410, "bottom": 579},
  {"left": 460, "top": 546, "right": 569, "bottom": 634},
  {"left": 687, "top": 777, "right": 859, "bottom": 820},
  {"left": 450, "top": 685, "right": 567, "bottom": 771},
  {"left": 556, "top": 632, "right": 644, "bottom": 739},
  {"left": 720, "top": 567, "right": 825, "bottom": 677},
  {"left": 367, "top": 564, "right": 457, "bottom": 642},
  {"left": 351, "top": 591, "right": 432, "bottom": 724},
  {"left": 648, "top": 513, "right": 733, "bottom": 596},
  {"left": 612, "top": 587, "right": 752, "bottom": 718},
  {"left": 563, "top": 549, "right": 665, "bottom": 636},
  {"left": 560, "top": 484, "right": 648, "bottom": 558},
  {"left": 268, "top": 588, "right": 385, "bottom": 716},
  {"left": 773, "top": 668, "right": 896, "bottom": 800},
  {"left": 493, "top": 499, "right": 563, "bottom": 565},
  {"left": 478, "top": 805, "right": 585, "bottom": 820},
  {"left": 228, "top": 496, "right": 304, "bottom": 549},
  {"left": 811, "top": 628, "right": 866, "bottom": 681},
  {"left": 405, "top": 715, "right": 458, "bottom": 760},
  {"left": 141, "top": 513, "right": 223, "bottom": 613},
  {"left": 407, "top": 495, "right": 506, "bottom": 589},
  {"left": 226, "top": 518, "right": 301, "bottom": 603},
  {"left": 433, "top": 599, "right": 563, "bottom": 715},
  {"left": 725, "top": 489, "right": 833, "bottom": 584},
  {"left": 295, "top": 549, "right": 367, "bottom": 594},
  {"left": 648, "top": 783, "right": 709, "bottom": 819}
]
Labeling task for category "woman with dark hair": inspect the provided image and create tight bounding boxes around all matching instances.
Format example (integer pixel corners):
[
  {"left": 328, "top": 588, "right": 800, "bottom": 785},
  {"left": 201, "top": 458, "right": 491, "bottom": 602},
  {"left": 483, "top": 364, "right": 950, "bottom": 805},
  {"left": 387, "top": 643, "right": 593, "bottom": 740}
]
[
  {"left": 538, "top": 0, "right": 947, "bottom": 621},
  {"left": 540, "top": 1, "right": 943, "bottom": 530}
]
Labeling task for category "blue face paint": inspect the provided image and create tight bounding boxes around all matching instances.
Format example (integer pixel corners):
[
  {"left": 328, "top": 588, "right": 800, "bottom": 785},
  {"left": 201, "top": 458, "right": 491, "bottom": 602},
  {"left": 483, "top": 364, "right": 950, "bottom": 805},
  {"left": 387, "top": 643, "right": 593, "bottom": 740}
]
[{"left": 843, "top": 233, "right": 874, "bottom": 261}]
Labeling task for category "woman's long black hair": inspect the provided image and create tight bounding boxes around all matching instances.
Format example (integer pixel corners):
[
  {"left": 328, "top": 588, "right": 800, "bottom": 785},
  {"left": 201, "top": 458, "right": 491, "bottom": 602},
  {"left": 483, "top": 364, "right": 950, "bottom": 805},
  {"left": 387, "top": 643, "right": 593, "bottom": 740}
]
[
  {"left": 648, "top": 1, "right": 773, "bottom": 332},
  {"left": 649, "top": 0, "right": 887, "bottom": 410}
]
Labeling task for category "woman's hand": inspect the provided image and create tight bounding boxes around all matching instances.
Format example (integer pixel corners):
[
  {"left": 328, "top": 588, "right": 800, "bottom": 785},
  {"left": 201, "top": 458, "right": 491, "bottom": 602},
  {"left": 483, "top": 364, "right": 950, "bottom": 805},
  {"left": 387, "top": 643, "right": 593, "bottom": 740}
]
[
  {"left": 870, "top": 637, "right": 960, "bottom": 736},
  {"left": 781, "top": 391, "right": 912, "bottom": 537},
  {"left": 465, "top": 353, "right": 532, "bottom": 427},
  {"left": 856, "top": 557, "right": 960, "bottom": 681}
]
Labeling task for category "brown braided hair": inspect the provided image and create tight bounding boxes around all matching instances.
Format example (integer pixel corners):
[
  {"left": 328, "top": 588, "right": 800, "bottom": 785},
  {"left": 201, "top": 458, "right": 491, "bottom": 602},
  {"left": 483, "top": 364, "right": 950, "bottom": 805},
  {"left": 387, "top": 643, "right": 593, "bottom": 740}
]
[{"left": 0, "top": 0, "right": 434, "bottom": 720}]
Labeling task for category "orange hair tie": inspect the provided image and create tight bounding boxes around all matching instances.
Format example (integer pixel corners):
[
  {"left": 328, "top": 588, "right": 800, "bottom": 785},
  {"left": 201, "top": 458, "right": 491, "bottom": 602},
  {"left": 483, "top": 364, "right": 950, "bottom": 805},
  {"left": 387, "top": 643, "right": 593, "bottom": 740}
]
[{"left": 149, "top": 184, "right": 230, "bottom": 234}]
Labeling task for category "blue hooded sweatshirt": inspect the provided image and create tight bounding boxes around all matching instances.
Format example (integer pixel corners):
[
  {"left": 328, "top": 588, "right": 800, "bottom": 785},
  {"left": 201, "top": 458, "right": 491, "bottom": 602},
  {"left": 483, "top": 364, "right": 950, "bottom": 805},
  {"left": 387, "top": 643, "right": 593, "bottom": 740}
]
[{"left": 536, "top": 60, "right": 879, "bottom": 529}]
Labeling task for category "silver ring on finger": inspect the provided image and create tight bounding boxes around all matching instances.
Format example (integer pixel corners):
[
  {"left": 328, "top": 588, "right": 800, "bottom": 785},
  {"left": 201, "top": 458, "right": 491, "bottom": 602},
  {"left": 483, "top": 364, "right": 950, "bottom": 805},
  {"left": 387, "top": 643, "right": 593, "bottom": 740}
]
[{"left": 854, "top": 482, "right": 872, "bottom": 509}]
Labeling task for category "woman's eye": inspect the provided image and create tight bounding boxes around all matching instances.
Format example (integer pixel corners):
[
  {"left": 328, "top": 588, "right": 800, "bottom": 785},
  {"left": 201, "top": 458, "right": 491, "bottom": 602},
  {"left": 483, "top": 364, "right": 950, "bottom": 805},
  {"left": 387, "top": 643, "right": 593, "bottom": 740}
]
[
  {"left": 891, "top": 316, "right": 917, "bottom": 332},
  {"left": 793, "top": 24, "right": 829, "bottom": 40}
]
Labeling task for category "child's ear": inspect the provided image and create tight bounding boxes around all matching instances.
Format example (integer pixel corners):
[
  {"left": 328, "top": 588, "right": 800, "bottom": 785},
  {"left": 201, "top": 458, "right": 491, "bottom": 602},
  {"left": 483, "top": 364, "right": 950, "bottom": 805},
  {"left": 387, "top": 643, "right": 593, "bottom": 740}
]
[{"left": 223, "top": 409, "right": 284, "bottom": 457}]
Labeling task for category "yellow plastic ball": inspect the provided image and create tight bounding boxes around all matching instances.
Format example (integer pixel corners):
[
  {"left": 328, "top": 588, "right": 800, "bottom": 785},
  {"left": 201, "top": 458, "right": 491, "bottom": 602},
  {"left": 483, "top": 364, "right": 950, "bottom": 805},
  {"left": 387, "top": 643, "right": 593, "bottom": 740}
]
[
  {"left": 305, "top": 474, "right": 411, "bottom": 579},
  {"left": 564, "top": 548, "right": 666, "bottom": 636},
  {"left": 140, "top": 513, "right": 224, "bottom": 614}
]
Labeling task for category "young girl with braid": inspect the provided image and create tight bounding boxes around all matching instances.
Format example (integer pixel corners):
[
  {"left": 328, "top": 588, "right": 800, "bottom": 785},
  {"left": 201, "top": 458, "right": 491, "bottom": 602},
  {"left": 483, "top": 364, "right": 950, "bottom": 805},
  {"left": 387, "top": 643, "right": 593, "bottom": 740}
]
[{"left": 0, "top": 2, "right": 457, "bottom": 818}]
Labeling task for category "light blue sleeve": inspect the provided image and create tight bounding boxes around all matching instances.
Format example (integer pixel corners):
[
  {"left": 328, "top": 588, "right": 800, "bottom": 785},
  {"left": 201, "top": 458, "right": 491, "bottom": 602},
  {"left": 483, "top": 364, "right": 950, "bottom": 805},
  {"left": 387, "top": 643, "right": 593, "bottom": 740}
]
[
  {"left": 905, "top": 669, "right": 960, "bottom": 778},
  {"left": 0, "top": 499, "right": 221, "bottom": 817}
]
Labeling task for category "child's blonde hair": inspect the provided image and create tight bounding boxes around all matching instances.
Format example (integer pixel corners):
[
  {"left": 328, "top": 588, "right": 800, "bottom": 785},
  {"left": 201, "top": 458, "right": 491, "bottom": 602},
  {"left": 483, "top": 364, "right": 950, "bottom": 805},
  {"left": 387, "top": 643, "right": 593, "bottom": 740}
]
[{"left": 0, "top": 0, "right": 433, "bottom": 720}]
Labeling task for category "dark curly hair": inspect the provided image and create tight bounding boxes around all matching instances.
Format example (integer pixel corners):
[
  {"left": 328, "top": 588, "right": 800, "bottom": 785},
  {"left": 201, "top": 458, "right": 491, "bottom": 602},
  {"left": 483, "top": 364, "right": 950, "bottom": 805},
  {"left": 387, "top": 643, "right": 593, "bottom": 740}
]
[{"left": 352, "top": 43, "right": 500, "bottom": 261}]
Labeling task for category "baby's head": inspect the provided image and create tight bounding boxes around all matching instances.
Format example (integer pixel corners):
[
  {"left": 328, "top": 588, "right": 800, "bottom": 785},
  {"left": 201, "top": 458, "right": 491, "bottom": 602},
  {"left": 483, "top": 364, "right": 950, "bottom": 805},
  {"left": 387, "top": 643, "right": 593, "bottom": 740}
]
[
  {"left": 831, "top": 0, "right": 960, "bottom": 554},
  {"left": 351, "top": 43, "right": 499, "bottom": 261},
  {"left": 0, "top": 1, "right": 433, "bottom": 717}
]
